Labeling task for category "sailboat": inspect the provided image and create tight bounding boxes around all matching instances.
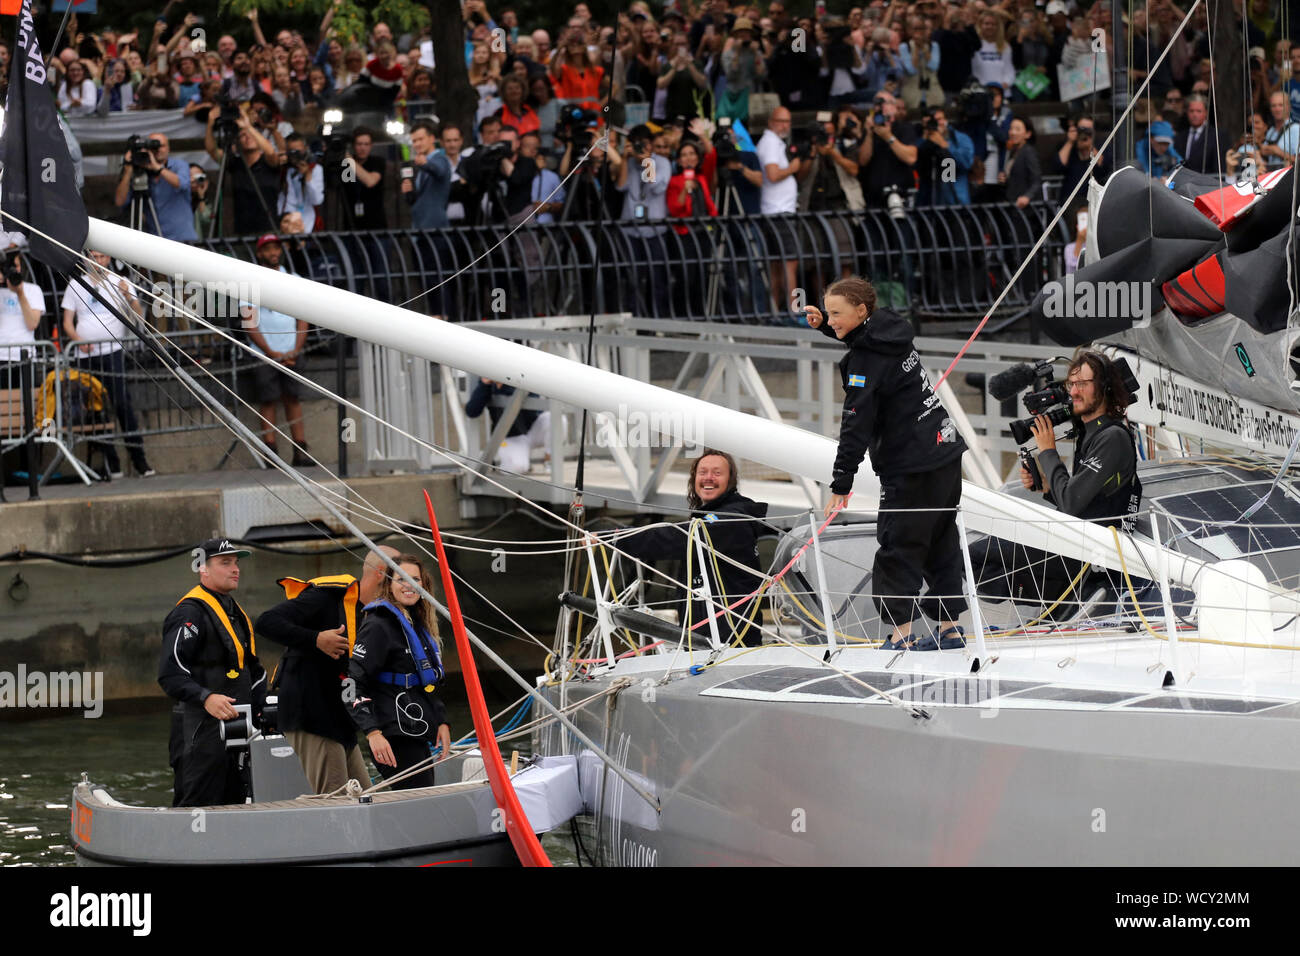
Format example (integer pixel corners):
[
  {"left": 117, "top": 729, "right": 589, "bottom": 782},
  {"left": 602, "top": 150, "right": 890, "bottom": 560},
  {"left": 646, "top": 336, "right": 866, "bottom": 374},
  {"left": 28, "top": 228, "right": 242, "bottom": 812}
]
[{"left": 11, "top": 0, "right": 1298, "bottom": 866}]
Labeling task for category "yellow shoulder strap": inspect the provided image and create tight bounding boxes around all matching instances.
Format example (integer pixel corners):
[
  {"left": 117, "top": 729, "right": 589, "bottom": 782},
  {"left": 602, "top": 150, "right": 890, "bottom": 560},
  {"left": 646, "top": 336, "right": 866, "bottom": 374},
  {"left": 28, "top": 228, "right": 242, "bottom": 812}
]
[
  {"left": 277, "top": 575, "right": 360, "bottom": 655},
  {"left": 178, "top": 586, "right": 256, "bottom": 670}
]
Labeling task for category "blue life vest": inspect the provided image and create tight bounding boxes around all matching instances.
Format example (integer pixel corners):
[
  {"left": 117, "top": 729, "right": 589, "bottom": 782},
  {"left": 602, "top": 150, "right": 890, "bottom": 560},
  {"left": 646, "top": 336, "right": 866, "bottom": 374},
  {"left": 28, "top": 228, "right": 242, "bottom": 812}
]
[{"left": 364, "top": 600, "right": 443, "bottom": 692}]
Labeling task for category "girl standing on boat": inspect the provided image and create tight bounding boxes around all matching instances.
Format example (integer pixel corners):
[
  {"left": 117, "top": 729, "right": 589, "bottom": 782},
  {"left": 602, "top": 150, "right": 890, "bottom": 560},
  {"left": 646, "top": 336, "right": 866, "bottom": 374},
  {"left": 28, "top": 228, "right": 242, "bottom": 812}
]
[
  {"left": 805, "top": 276, "right": 968, "bottom": 651},
  {"left": 348, "top": 555, "right": 452, "bottom": 789}
]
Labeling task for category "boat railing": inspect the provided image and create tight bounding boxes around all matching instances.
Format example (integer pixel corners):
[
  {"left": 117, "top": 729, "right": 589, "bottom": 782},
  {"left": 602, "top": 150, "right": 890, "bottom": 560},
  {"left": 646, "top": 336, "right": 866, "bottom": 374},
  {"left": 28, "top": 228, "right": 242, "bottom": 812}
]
[{"left": 575, "top": 499, "right": 1300, "bottom": 675}]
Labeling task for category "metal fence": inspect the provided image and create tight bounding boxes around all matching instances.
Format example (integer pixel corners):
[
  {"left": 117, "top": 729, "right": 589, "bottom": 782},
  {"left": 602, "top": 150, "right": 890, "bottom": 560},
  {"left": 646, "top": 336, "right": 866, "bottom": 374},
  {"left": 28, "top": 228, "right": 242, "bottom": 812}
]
[
  {"left": 179, "top": 202, "right": 1070, "bottom": 330},
  {"left": 0, "top": 328, "right": 344, "bottom": 490}
]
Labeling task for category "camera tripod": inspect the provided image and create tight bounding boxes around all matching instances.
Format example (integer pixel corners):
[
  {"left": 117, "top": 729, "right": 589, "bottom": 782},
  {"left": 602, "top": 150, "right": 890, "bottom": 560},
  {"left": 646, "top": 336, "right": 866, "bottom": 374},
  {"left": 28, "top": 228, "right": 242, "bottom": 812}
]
[{"left": 127, "top": 170, "right": 163, "bottom": 236}]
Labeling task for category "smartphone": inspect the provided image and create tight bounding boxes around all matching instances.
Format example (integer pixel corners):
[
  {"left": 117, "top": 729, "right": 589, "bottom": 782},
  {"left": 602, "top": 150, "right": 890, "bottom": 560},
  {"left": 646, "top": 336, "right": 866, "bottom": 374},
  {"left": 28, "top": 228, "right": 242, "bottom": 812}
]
[
  {"left": 816, "top": 110, "right": 833, "bottom": 123},
  {"left": 634, "top": 203, "right": 647, "bottom": 219},
  {"left": 1077, "top": 211, "right": 1089, "bottom": 231}
]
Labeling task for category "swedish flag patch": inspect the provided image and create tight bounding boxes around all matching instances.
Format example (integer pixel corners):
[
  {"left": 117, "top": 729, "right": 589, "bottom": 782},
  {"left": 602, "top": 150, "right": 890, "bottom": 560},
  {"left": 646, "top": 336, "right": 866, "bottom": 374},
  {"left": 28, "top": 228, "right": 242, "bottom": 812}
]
[{"left": 848, "top": 374, "right": 866, "bottom": 387}]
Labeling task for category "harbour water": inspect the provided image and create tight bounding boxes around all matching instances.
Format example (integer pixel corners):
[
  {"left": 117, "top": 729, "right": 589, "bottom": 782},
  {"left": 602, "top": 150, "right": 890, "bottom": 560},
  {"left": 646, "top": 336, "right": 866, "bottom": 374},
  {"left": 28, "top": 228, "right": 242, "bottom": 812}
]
[{"left": 0, "top": 680, "right": 579, "bottom": 866}]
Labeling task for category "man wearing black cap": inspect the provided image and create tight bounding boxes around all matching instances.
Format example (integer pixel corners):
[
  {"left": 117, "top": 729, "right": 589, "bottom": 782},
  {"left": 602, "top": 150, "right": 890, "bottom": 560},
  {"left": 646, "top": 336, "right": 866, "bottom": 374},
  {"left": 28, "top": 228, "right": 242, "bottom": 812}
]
[
  {"left": 255, "top": 545, "right": 400, "bottom": 794},
  {"left": 159, "top": 538, "right": 266, "bottom": 807}
]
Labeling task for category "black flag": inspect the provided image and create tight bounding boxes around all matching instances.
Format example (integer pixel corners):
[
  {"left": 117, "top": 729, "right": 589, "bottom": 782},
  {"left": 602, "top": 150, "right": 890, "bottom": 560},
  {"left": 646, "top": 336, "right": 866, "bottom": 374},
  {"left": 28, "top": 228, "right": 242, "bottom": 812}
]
[{"left": 0, "top": 0, "right": 88, "bottom": 272}]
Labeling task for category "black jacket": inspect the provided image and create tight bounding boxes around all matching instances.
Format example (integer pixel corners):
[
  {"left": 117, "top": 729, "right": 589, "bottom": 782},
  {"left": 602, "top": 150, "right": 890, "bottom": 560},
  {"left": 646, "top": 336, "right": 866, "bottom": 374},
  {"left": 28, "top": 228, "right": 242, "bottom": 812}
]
[
  {"left": 612, "top": 489, "right": 769, "bottom": 646},
  {"left": 1036, "top": 415, "right": 1141, "bottom": 527},
  {"left": 1173, "top": 123, "right": 1219, "bottom": 175},
  {"left": 1003, "top": 141, "right": 1042, "bottom": 204},
  {"left": 820, "top": 309, "right": 966, "bottom": 492},
  {"left": 257, "top": 583, "right": 359, "bottom": 747},
  {"left": 159, "top": 585, "right": 267, "bottom": 716},
  {"left": 347, "top": 603, "right": 448, "bottom": 741}
]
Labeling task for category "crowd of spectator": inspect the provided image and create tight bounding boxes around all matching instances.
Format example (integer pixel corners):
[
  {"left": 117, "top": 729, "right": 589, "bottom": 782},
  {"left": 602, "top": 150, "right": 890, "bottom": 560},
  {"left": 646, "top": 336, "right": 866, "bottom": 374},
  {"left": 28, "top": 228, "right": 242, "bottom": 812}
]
[{"left": 0, "top": 0, "right": 1294, "bottom": 253}]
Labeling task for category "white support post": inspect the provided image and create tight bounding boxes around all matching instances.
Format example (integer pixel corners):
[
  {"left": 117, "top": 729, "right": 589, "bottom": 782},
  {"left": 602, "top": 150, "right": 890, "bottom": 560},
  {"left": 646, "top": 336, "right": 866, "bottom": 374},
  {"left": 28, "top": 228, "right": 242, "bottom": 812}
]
[
  {"left": 582, "top": 538, "right": 619, "bottom": 670},
  {"left": 1151, "top": 512, "right": 1184, "bottom": 685},
  {"left": 690, "top": 521, "right": 725, "bottom": 651},
  {"left": 954, "top": 506, "right": 989, "bottom": 660},
  {"left": 806, "top": 511, "right": 838, "bottom": 656}
]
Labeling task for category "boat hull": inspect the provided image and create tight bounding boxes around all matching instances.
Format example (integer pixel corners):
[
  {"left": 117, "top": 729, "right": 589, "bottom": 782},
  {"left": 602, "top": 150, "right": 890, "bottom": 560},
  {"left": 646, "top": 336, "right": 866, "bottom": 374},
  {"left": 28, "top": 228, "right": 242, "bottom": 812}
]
[
  {"left": 537, "top": 655, "right": 1300, "bottom": 866},
  {"left": 70, "top": 780, "right": 518, "bottom": 867}
]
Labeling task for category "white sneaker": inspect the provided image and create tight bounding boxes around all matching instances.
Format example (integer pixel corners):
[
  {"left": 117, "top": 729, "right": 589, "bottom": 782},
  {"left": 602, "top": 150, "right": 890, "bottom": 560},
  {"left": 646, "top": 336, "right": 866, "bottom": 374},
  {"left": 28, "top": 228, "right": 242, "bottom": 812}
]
[{"left": 109, "top": 470, "right": 125, "bottom": 479}]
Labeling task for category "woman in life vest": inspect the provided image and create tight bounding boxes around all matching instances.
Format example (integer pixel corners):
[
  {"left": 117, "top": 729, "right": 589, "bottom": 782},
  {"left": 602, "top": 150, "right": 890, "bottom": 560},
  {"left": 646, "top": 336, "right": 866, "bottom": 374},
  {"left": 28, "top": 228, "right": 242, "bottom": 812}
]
[{"left": 347, "top": 554, "right": 452, "bottom": 789}]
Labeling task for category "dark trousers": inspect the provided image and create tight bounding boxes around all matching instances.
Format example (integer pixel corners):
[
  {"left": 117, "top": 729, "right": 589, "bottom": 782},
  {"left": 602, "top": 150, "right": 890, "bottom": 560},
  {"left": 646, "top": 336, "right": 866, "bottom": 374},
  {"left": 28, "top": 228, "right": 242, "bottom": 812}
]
[
  {"left": 77, "top": 350, "right": 146, "bottom": 473},
  {"left": 873, "top": 459, "right": 968, "bottom": 628},
  {"left": 376, "top": 735, "right": 437, "bottom": 790},
  {"left": 176, "top": 703, "right": 250, "bottom": 807}
]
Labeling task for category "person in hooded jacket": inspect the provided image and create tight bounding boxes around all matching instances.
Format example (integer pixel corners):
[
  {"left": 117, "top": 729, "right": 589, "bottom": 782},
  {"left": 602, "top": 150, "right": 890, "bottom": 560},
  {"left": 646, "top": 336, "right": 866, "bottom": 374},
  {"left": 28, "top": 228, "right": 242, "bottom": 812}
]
[
  {"left": 805, "top": 276, "right": 968, "bottom": 652},
  {"left": 608, "top": 449, "right": 769, "bottom": 647},
  {"left": 347, "top": 554, "right": 452, "bottom": 789}
]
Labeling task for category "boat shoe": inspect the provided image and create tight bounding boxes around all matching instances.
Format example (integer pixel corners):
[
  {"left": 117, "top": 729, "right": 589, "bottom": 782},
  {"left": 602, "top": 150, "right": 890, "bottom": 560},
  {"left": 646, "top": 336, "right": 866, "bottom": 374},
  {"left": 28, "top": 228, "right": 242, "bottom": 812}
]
[{"left": 911, "top": 626, "right": 966, "bottom": 652}]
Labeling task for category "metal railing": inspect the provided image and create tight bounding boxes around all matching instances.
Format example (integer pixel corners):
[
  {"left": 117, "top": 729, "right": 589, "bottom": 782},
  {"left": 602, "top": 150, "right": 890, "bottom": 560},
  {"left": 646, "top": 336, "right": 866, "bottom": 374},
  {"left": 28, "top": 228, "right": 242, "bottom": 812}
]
[
  {"left": 166, "top": 202, "right": 1070, "bottom": 329},
  {"left": 0, "top": 328, "right": 347, "bottom": 488}
]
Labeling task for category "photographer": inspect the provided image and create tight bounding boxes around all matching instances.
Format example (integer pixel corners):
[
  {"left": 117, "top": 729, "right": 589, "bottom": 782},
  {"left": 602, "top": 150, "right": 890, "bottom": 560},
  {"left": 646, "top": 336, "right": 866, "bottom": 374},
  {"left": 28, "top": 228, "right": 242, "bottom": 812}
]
[
  {"left": 276, "top": 133, "right": 325, "bottom": 234},
  {"left": 401, "top": 119, "right": 452, "bottom": 230},
  {"left": 857, "top": 91, "right": 917, "bottom": 210},
  {"left": 974, "top": 352, "right": 1142, "bottom": 609},
  {"left": 115, "top": 132, "right": 197, "bottom": 242},
  {"left": 205, "top": 102, "right": 282, "bottom": 236},
  {"left": 804, "top": 108, "right": 866, "bottom": 212},
  {"left": 1226, "top": 112, "right": 1268, "bottom": 178},
  {"left": 0, "top": 250, "right": 43, "bottom": 385},
  {"left": 1053, "top": 115, "right": 1109, "bottom": 201},
  {"left": 915, "top": 106, "right": 974, "bottom": 206},
  {"left": 614, "top": 125, "right": 672, "bottom": 316}
]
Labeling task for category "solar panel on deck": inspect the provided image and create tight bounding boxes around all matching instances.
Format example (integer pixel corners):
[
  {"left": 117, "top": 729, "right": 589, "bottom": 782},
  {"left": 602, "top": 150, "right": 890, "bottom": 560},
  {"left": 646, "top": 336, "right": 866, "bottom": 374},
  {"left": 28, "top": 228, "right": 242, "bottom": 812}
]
[
  {"left": 1003, "top": 685, "right": 1142, "bottom": 705},
  {"left": 1156, "top": 483, "right": 1300, "bottom": 555},
  {"left": 710, "top": 667, "right": 829, "bottom": 693},
  {"left": 795, "top": 671, "right": 917, "bottom": 700},
  {"left": 1124, "top": 695, "right": 1286, "bottom": 713}
]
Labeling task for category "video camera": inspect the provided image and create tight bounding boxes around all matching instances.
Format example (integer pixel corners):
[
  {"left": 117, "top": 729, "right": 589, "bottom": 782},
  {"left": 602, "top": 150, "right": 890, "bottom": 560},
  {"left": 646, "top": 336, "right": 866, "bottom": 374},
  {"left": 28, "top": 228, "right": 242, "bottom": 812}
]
[
  {"left": 126, "top": 134, "right": 163, "bottom": 170},
  {"left": 956, "top": 79, "right": 992, "bottom": 124},
  {"left": 558, "top": 105, "right": 600, "bottom": 150},
  {"left": 713, "top": 117, "right": 739, "bottom": 165},
  {"left": 214, "top": 93, "right": 241, "bottom": 145},
  {"left": 991, "top": 356, "right": 1139, "bottom": 490}
]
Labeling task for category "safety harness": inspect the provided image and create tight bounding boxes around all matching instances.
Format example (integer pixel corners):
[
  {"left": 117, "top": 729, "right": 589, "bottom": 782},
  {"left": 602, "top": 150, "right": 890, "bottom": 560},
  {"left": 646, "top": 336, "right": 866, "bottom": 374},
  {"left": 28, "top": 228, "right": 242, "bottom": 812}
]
[{"left": 365, "top": 599, "right": 443, "bottom": 693}]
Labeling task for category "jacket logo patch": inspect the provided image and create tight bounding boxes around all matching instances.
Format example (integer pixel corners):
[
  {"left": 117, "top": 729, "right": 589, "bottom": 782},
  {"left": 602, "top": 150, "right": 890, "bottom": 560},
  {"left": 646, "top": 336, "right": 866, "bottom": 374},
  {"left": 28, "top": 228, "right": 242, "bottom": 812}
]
[
  {"left": 705, "top": 513, "right": 718, "bottom": 523},
  {"left": 352, "top": 643, "right": 367, "bottom": 659},
  {"left": 848, "top": 374, "right": 867, "bottom": 387},
  {"left": 1080, "top": 455, "right": 1103, "bottom": 473}
]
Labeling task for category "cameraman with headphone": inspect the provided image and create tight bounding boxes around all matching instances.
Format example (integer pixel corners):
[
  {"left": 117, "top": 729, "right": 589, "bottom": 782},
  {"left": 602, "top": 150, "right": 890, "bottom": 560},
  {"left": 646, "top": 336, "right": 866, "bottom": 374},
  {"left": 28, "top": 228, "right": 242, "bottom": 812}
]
[
  {"left": 1026, "top": 351, "right": 1140, "bottom": 525},
  {"left": 977, "top": 350, "right": 1142, "bottom": 608}
]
